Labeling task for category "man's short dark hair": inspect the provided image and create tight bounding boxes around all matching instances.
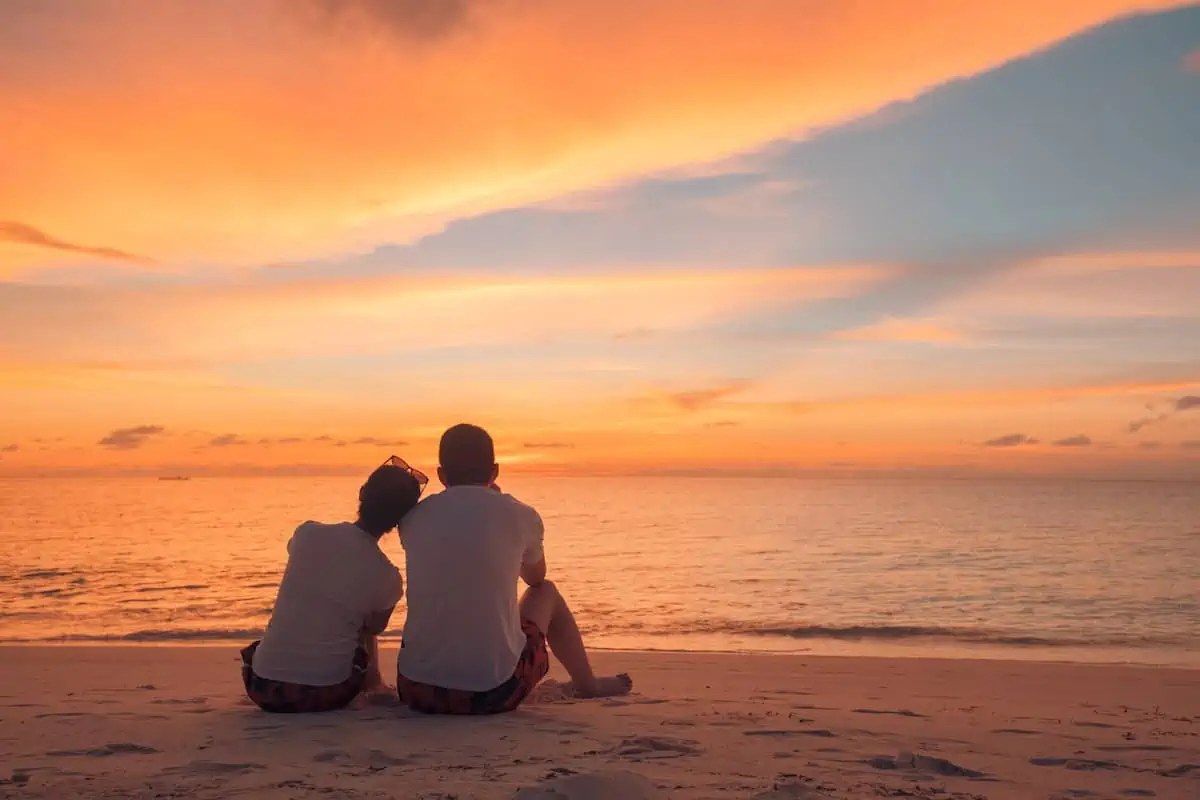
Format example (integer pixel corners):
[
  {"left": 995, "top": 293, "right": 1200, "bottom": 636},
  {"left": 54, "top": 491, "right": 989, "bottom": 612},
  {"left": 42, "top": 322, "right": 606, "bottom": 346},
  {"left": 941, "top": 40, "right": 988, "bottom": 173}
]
[
  {"left": 439, "top": 423, "right": 495, "bottom": 486},
  {"left": 358, "top": 465, "right": 421, "bottom": 534}
]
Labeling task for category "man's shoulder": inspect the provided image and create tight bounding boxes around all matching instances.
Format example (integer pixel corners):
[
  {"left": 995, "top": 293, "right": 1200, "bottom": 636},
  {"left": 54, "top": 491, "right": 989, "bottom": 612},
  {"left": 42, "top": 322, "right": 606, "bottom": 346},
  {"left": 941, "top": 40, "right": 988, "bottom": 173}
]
[
  {"left": 408, "top": 487, "right": 540, "bottom": 525},
  {"left": 293, "top": 519, "right": 355, "bottom": 537}
]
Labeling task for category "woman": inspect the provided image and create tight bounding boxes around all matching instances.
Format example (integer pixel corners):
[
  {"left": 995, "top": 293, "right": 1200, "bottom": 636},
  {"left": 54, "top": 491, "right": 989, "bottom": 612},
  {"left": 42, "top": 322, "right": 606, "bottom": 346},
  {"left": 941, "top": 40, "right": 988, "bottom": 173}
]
[{"left": 241, "top": 456, "right": 427, "bottom": 713}]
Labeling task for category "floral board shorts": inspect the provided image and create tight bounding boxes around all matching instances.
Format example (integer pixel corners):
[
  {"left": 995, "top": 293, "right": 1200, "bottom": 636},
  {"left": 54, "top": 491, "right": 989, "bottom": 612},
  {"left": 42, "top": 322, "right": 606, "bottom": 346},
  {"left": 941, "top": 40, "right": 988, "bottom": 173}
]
[
  {"left": 240, "top": 640, "right": 368, "bottom": 713},
  {"left": 396, "top": 618, "right": 550, "bottom": 715}
]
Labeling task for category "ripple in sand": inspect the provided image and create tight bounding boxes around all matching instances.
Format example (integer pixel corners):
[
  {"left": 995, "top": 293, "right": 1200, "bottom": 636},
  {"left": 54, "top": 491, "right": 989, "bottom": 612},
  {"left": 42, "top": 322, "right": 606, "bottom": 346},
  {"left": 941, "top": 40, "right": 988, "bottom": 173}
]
[
  {"left": 513, "top": 769, "right": 661, "bottom": 799},
  {"left": 612, "top": 736, "right": 701, "bottom": 760}
]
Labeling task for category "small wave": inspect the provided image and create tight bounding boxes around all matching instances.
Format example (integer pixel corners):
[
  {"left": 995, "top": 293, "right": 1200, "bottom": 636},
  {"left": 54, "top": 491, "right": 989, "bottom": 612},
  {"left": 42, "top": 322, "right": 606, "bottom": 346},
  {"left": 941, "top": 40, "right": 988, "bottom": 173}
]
[
  {"left": 132, "top": 584, "right": 210, "bottom": 594},
  {"left": 0, "top": 628, "right": 264, "bottom": 644},
  {"left": 20, "top": 569, "right": 74, "bottom": 580},
  {"left": 704, "top": 622, "right": 1185, "bottom": 649}
]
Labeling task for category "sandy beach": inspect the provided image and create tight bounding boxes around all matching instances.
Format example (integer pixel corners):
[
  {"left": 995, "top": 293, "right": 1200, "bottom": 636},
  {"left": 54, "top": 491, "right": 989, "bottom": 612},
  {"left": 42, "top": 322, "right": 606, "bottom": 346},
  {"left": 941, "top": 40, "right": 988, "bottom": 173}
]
[{"left": 1, "top": 647, "right": 1196, "bottom": 799}]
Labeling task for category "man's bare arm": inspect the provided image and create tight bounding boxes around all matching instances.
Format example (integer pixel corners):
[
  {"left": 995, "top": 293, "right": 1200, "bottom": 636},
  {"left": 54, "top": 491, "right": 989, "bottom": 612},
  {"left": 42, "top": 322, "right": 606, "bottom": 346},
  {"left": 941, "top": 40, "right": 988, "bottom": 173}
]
[
  {"left": 521, "top": 556, "right": 547, "bottom": 587},
  {"left": 362, "top": 605, "right": 396, "bottom": 636}
]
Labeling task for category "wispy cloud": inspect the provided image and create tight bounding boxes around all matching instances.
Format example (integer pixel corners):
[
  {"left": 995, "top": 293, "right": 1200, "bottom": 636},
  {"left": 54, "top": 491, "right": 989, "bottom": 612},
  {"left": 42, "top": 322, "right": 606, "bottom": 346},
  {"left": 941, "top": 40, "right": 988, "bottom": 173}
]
[
  {"left": 4, "top": 1, "right": 1184, "bottom": 269},
  {"left": 0, "top": 444, "right": 18, "bottom": 453},
  {"left": 982, "top": 434, "right": 1038, "bottom": 448},
  {"left": 303, "top": 0, "right": 505, "bottom": 41},
  {"left": 1052, "top": 435, "right": 1092, "bottom": 447},
  {"left": 1182, "top": 440, "right": 1200, "bottom": 450},
  {"left": 1128, "top": 395, "right": 1200, "bottom": 432},
  {"left": 98, "top": 425, "right": 166, "bottom": 450},
  {"left": 663, "top": 380, "right": 755, "bottom": 412},
  {"left": 836, "top": 317, "right": 964, "bottom": 345},
  {"left": 0, "top": 221, "right": 155, "bottom": 265},
  {"left": 352, "top": 436, "right": 409, "bottom": 447},
  {"left": 523, "top": 441, "right": 574, "bottom": 450},
  {"left": 1139, "top": 441, "right": 1162, "bottom": 449}
]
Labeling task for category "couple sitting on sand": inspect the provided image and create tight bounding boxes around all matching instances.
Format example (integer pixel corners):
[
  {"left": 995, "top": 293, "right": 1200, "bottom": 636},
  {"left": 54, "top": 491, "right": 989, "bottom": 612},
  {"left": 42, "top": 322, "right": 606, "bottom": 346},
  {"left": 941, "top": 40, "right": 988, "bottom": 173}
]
[{"left": 240, "top": 423, "right": 632, "bottom": 715}]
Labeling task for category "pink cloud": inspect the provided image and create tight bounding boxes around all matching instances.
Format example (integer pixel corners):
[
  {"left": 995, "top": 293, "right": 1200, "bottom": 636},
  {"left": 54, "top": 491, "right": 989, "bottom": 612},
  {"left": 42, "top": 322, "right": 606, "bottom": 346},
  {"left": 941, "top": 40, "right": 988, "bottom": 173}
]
[{"left": 1185, "top": 49, "right": 1200, "bottom": 74}]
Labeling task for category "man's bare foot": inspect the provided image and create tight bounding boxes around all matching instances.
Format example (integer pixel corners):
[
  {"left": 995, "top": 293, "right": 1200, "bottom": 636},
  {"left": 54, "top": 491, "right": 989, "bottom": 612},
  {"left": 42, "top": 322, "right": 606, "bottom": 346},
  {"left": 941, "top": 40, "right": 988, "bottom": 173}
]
[{"left": 566, "top": 673, "right": 633, "bottom": 699}]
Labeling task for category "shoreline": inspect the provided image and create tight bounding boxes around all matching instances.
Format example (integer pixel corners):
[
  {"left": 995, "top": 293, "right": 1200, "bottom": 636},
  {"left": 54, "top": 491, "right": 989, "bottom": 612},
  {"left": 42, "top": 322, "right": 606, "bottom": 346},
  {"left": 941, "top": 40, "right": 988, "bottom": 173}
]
[
  {"left": 2, "top": 646, "right": 1196, "bottom": 799},
  {"left": 2, "top": 639, "right": 1196, "bottom": 670}
]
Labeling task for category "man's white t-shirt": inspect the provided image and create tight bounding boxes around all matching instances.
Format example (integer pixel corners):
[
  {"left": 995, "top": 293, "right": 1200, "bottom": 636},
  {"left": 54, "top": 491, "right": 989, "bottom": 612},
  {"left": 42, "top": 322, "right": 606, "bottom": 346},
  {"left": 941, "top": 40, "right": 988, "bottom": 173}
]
[
  {"left": 398, "top": 486, "right": 545, "bottom": 692},
  {"left": 252, "top": 521, "right": 403, "bottom": 686}
]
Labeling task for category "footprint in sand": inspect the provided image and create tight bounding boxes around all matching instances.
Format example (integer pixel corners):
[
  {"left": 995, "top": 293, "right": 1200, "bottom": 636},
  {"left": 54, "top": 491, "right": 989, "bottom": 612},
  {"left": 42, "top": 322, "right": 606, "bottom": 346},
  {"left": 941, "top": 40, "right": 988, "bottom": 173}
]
[
  {"left": 1096, "top": 744, "right": 1177, "bottom": 752},
  {"left": 513, "top": 769, "right": 662, "bottom": 799},
  {"left": 852, "top": 708, "right": 927, "bottom": 718},
  {"left": 312, "top": 748, "right": 412, "bottom": 769},
  {"left": 612, "top": 736, "right": 701, "bottom": 760},
  {"left": 751, "top": 781, "right": 824, "bottom": 799},
  {"left": 164, "top": 760, "right": 266, "bottom": 775},
  {"left": 744, "top": 729, "right": 837, "bottom": 738},
  {"left": 867, "top": 752, "right": 986, "bottom": 779},
  {"left": 47, "top": 742, "right": 160, "bottom": 757},
  {"left": 150, "top": 697, "right": 207, "bottom": 706},
  {"left": 1030, "top": 756, "right": 1120, "bottom": 771}
]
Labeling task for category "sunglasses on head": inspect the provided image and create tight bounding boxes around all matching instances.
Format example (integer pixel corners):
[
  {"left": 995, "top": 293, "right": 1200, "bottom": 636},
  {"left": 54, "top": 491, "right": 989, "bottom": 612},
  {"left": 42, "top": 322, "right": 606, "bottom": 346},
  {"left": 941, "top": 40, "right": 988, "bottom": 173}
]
[{"left": 381, "top": 455, "right": 429, "bottom": 496}]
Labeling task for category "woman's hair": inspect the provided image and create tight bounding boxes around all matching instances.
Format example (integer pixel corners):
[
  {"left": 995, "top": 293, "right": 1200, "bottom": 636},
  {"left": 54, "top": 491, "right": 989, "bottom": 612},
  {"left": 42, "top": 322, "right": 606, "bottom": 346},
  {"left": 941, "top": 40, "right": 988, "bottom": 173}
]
[{"left": 357, "top": 465, "right": 421, "bottom": 534}]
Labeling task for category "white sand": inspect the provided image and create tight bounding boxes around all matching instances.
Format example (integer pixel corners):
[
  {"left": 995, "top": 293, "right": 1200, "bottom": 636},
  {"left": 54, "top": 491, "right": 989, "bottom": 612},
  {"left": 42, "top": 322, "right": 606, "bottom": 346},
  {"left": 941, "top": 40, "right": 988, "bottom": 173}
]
[{"left": 1, "top": 647, "right": 1197, "bottom": 799}]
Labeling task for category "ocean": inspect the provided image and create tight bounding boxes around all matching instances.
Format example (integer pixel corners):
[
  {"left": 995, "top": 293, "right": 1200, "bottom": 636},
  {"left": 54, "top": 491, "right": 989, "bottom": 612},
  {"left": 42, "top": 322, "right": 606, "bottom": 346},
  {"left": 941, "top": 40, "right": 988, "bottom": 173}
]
[{"left": 1, "top": 476, "right": 1197, "bottom": 666}]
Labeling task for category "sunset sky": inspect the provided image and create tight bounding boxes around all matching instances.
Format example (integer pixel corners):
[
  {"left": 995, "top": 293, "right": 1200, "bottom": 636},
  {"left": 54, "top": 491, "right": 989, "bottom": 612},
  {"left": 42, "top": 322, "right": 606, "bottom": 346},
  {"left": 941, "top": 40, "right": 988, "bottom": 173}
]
[{"left": 1, "top": 0, "right": 1199, "bottom": 477}]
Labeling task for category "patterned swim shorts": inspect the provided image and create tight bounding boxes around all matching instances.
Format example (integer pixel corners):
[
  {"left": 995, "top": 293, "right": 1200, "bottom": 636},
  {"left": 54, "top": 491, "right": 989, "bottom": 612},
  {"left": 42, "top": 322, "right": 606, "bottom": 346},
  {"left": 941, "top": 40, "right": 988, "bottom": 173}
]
[
  {"left": 240, "top": 640, "right": 368, "bottom": 713},
  {"left": 396, "top": 618, "right": 550, "bottom": 715}
]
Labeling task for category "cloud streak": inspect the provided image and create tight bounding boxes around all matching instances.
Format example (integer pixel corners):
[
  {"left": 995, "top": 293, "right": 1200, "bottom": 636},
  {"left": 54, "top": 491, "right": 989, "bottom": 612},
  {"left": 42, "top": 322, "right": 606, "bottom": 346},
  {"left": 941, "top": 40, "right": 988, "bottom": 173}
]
[
  {"left": 662, "top": 380, "right": 755, "bottom": 412},
  {"left": 1128, "top": 395, "right": 1200, "bottom": 432},
  {"left": 1053, "top": 435, "right": 1092, "bottom": 447},
  {"left": 209, "top": 433, "right": 250, "bottom": 447},
  {"left": 2, "top": 1, "right": 1186, "bottom": 269},
  {"left": 0, "top": 221, "right": 154, "bottom": 265},
  {"left": 98, "top": 425, "right": 166, "bottom": 450},
  {"left": 304, "top": 0, "right": 504, "bottom": 41},
  {"left": 983, "top": 434, "right": 1038, "bottom": 448}
]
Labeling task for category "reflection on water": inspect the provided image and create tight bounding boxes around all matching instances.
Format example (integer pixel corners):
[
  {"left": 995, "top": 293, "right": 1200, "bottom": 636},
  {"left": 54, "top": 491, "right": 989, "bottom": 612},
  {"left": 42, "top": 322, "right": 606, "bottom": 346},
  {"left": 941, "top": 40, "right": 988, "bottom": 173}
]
[{"left": 1, "top": 476, "right": 1197, "bottom": 666}]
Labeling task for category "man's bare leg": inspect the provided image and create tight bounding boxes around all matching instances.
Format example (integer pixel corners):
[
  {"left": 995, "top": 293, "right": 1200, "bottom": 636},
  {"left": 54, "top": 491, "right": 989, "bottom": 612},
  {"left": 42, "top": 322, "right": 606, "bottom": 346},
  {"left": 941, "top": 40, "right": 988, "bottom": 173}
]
[{"left": 519, "top": 580, "right": 632, "bottom": 698}]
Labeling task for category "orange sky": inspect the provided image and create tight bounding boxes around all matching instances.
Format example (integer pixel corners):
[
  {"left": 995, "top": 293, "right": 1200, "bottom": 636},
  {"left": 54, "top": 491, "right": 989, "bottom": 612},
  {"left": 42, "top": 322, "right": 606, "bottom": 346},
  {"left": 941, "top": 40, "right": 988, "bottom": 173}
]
[{"left": 1, "top": 1, "right": 1198, "bottom": 477}]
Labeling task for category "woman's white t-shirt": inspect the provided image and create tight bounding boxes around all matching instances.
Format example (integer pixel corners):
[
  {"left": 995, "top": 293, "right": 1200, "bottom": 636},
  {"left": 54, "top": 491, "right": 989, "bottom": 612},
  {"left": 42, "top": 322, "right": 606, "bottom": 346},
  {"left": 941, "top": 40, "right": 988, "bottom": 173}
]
[{"left": 252, "top": 521, "right": 403, "bottom": 686}]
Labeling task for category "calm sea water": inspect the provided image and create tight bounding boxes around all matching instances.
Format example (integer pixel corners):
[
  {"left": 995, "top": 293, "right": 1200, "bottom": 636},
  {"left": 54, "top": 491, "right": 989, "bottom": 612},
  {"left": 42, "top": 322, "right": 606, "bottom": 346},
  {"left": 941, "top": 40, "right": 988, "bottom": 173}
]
[{"left": 1, "top": 476, "right": 1197, "bottom": 666}]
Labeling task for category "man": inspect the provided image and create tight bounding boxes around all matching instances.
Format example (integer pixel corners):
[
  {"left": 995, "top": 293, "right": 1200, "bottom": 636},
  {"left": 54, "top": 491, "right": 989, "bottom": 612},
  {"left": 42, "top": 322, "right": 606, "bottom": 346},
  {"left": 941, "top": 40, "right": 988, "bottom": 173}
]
[
  {"left": 397, "top": 423, "right": 632, "bottom": 714},
  {"left": 241, "top": 458, "right": 426, "bottom": 713}
]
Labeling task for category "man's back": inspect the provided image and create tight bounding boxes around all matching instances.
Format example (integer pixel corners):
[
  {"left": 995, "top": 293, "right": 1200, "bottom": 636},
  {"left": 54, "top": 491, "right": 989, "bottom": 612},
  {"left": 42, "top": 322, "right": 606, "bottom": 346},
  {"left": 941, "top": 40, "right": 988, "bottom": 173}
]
[{"left": 399, "top": 486, "right": 544, "bottom": 692}]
